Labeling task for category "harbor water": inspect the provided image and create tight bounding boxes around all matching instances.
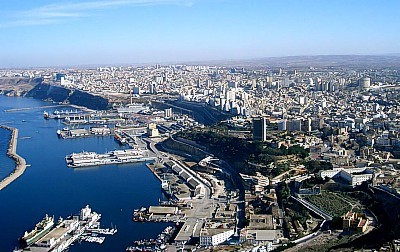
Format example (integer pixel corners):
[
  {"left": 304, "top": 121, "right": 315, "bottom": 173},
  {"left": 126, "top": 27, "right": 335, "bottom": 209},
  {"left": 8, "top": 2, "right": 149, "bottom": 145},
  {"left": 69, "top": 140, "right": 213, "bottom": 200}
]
[{"left": 0, "top": 95, "right": 168, "bottom": 252}]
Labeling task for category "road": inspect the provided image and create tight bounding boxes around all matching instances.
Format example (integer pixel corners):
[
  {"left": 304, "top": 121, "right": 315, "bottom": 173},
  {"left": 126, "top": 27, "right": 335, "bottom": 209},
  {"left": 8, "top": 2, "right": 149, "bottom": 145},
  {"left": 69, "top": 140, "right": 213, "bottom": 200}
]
[
  {"left": 290, "top": 196, "right": 333, "bottom": 221},
  {"left": 371, "top": 185, "right": 400, "bottom": 201},
  {"left": 145, "top": 137, "right": 215, "bottom": 218},
  {"left": 168, "top": 135, "right": 246, "bottom": 228},
  {"left": 143, "top": 138, "right": 160, "bottom": 155},
  {"left": 147, "top": 134, "right": 247, "bottom": 242}
]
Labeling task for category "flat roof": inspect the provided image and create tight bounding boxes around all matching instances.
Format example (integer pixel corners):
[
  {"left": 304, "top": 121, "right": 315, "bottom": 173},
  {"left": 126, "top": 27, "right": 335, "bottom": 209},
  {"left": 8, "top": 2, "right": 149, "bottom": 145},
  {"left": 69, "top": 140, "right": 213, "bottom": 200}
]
[
  {"left": 173, "top": 165, "right": 183, "bottom": 174},
  {"left": 200, "top": 228, "right": 233, "bottom": 237},
  {"left": 247, "top": 229, "right": 280, "bottom": 241},
  {"left": 249, "top": 214, "right": 274, "bottom": 229},
  {"left": 69, "top": 129, "right": 88, "bottom": 133},
  {"left": 175, "top": 219, "right": 203, "bottom": 242},
  {"left": 187, "top": 178, "right": 200, "bottom": 189},
  {"left": 180, "top": 171, "right": 192, "bottom": 180},
  {"left": 148, "top": 206, "right": 177, "bottom": 215}
]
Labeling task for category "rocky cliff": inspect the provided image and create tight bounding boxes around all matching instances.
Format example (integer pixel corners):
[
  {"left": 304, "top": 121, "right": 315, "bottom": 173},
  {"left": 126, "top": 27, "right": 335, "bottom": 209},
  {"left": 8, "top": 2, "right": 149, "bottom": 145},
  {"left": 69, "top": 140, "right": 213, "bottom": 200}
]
[
  {"left": 68, "top": 90, "right": 109, "bottom": 110},
  {"left": 26, "top": 83, "right": 71, "bottom": 102},
  {"left": 26, "top": 83, "right": 109, "bottom": 110},
  {"left": 0, "top": 77, "right": 42, "bottom": 97}
]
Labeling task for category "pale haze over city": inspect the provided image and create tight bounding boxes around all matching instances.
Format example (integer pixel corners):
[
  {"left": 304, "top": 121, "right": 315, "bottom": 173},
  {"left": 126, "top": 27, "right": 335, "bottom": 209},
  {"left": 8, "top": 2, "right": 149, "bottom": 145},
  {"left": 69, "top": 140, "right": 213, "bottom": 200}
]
[
  {"left": 1, "top": 1, "right": 400, "bottom": 252},
  {"left": 0, "top": 0, "right": 399, "bottom": 67}
]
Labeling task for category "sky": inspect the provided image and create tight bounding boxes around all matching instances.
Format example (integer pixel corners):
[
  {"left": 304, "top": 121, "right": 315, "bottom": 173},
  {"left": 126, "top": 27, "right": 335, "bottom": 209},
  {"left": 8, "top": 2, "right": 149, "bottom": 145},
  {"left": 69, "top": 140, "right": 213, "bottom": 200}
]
[{"left": 0, "top": 0, "right": 399, "bottom": 67}]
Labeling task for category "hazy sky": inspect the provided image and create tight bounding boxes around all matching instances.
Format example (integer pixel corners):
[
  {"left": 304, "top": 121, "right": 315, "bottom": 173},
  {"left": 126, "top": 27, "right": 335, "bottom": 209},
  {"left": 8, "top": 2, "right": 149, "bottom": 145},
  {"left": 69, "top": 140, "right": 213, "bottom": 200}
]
[{"left": 0, "top": 0, "right": 399, "bottom": 67}]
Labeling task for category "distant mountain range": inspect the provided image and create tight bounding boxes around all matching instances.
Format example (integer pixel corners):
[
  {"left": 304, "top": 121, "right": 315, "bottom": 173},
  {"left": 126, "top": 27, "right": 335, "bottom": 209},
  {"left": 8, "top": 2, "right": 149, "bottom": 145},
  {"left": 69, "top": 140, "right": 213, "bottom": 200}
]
[
  {"left": 381, "top": 53, "right": 400, "bottom": 56},
  {"left": 180, "top": 54, "right": 400, "bottom": 68},
  {"left": 1, "top": 54, "right": 399, "bottom": 69}
]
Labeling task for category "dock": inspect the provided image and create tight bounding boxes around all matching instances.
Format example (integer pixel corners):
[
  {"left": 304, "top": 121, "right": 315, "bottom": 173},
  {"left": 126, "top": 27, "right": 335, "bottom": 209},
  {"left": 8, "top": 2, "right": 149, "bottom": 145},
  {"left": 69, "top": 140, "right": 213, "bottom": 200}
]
[
  {"left": 126, "top": 225, "right": 176, "bottom": 251},
  {"left": 57, "top": 127, "right": 113, "bottom": 139},
  {"left": 0, "top": 125, "right": 28, "bottom": 191},
  {"left": 146, "top": 163, "right": 163, "bottom": 181},
  {"left": 15, "top": 205, "right": 116, "bottom": 252}
]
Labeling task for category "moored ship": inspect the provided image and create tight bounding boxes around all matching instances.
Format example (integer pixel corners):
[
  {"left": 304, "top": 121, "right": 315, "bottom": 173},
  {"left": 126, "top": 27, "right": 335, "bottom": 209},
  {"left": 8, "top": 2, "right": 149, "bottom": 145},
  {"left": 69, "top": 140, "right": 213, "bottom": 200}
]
[
  {"left": 65, "top": 149, "right": 155, "bottom": 168},
  {"left": 116, "top": 103, "right": 147, "bottom": 114},
  {"left": 43, "top": 111, "right": 50, "bottom": 119},
  {"left": 114, "top": 130, "right": 127, "bottom": 145},
  {"left": 16, "top": 205, "right": 108, "bottom": 252},
  {"left": 19, "top": 214, "right": 54, "bottom": 248}
]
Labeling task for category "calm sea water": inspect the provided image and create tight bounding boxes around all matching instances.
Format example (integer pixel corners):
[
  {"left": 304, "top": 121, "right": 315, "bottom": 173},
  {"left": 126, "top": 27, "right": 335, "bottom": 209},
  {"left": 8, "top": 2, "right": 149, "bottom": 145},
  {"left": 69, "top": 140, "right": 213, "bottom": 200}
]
[{"left": 0, "top": 95, "right": 168, "bottom": 252}]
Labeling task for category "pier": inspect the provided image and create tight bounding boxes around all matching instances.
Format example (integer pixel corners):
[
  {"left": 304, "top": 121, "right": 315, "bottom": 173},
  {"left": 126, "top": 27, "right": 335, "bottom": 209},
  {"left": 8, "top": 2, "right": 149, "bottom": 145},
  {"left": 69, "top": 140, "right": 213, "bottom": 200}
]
[
  {"left": 0, "top": 125, "right": 28, "bottom": 191},
  {"left": 146, "top": 163, "right": 163, "bottom": 181},
  {"left": 16, "top": 205, "right": 115, "bottom": 252},
  {"left": 4, "top": 104, "right": 94, "bottom": 113},
  {"left": 4, "top": 105, "right": 68, "bottom": 112}
]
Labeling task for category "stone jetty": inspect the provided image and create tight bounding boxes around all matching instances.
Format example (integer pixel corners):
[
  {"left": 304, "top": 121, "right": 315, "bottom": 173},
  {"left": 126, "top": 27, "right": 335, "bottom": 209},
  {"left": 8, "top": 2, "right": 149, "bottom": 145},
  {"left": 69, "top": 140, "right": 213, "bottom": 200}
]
[{"left": 0, "top": 125, "right": 27, "bottom": 191}]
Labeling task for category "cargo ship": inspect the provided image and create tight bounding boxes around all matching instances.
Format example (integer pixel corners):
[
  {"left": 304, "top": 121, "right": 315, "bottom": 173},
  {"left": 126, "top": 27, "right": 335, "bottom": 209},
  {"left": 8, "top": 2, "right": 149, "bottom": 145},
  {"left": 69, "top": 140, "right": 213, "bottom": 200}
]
[
  {"left": 114, "top": 130, "right": 127, "bottom": 145},
  {"left": 19, "top": 214, "right": 54, "bottom": 248},
  {"left": 65, "top": 149, "right": 155, "bottom": 168}
]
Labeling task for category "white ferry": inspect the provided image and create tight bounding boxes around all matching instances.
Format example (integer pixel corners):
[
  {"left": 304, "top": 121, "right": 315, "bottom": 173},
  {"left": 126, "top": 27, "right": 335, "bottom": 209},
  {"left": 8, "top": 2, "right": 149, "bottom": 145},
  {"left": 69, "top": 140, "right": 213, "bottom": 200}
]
[
  {"left": 65, "top": 149, "right": 155, "bottom": 168},
  {"left": 116, "top": 103, "right": 147, "bottom": 114}
]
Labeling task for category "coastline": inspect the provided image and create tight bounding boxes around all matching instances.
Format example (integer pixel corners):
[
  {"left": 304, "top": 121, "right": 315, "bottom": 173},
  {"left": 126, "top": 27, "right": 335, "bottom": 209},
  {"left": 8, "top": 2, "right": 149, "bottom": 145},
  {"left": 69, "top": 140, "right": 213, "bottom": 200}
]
[
  {"left": 0, "top": 125, "right": 27, "bottom": 191},
  {"left": 0, "top": 95, "right": 168, "bottom": 252}
]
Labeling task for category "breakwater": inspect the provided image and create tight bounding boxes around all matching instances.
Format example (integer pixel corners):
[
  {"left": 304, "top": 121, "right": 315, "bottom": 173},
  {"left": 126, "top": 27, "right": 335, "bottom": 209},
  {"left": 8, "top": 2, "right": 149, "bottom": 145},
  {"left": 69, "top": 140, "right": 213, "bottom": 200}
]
[
  {"left": 0, "top": 125, "right": 27, "bottom": 190},
  {"left": 0, "top": 95, "right": 167, "bottom": 251}
]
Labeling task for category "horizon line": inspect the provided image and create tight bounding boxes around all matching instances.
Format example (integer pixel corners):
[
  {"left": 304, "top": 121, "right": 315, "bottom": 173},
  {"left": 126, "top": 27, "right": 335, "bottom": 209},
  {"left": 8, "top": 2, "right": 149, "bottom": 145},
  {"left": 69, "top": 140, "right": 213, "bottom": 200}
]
[{"left": 1, "top": 53, "right": 400, "bottom": 70}]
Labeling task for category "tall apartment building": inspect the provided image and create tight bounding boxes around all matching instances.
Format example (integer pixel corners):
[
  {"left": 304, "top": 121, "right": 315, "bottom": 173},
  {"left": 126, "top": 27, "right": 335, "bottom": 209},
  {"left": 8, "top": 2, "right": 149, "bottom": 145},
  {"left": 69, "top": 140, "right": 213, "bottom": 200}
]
[{"left": 253, "top": 117, "right": 267, "bottom": 141}]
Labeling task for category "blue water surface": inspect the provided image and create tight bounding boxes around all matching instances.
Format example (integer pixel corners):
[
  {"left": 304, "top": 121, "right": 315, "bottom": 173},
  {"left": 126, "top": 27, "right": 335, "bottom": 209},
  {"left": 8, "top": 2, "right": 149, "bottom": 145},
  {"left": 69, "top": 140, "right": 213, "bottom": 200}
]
[{"left": 0, "top": 96, "right": 167, "bottom": 252}]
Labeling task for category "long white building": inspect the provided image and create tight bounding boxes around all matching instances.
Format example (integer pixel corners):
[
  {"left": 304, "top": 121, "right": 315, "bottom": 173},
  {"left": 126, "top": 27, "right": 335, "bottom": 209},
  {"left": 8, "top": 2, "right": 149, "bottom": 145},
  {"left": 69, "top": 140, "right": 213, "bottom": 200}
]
[
  {"left": 199, "top": 228, "right": 234, "bottom": 246},
  {"left": 319, "top": 167, "right": 374, "bottom": 187}
]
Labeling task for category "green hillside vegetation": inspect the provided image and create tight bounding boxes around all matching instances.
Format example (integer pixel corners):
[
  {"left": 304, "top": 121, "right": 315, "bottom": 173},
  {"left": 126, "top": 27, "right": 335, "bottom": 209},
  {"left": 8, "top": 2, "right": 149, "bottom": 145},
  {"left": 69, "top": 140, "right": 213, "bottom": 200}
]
[
  {"left": 177, "top": 130, "right": 309, "bottom": 176},
  {"left": 303, "top": 192, "right": 352, "bottom": 217}
]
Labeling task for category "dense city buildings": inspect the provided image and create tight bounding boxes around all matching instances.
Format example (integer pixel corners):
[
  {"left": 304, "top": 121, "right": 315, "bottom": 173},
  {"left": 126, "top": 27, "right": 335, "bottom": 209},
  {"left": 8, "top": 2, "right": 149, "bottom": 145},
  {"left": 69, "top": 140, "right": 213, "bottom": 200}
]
[
  {"left": 1, "top": 58, "right": 400, "bottom": 251},
  {"left": 0, "top": 0, "right": 399, "bottom": 251}
]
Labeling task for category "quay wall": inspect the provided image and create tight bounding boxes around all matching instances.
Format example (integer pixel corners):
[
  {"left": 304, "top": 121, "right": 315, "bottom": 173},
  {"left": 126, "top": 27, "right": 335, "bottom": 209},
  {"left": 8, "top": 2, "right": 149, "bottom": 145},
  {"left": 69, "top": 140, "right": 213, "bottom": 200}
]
[
  {"left": 0, "top": 125, "right": 27, "bottom": 191},
  {"left": 145, "top": 163, "right": 162, "bottom": 182}
]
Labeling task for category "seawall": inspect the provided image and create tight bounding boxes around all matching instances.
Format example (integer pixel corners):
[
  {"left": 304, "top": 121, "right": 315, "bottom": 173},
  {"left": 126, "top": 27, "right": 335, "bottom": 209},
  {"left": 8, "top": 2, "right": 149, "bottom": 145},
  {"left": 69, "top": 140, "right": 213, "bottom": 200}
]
[{"left": 0, "top": 125, "right": 27, "bottom": 191}]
